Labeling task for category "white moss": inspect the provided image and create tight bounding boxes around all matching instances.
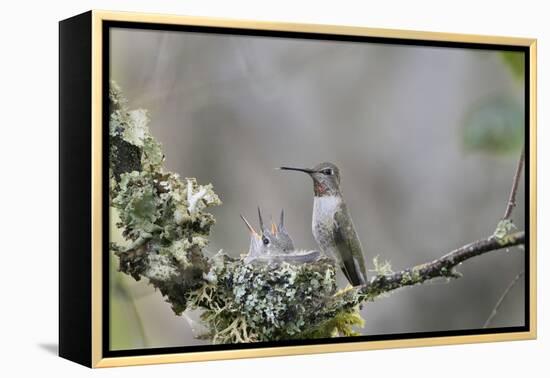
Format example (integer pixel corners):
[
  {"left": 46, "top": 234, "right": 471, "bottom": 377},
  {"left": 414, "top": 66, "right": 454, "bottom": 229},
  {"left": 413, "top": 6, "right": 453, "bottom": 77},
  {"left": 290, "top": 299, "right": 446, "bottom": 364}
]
[{"left": 146, "top": 254, "right": 178, "bottom": 281}]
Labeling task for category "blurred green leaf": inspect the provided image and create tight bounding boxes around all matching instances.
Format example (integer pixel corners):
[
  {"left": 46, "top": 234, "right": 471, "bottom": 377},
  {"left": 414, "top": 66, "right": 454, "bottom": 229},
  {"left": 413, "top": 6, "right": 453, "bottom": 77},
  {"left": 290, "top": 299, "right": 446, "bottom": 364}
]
[
  {"left": 463, "top": 96, "right": 523, "bottom": 154},
  {"left": 501, "top": 52, "right": 524, "bottom": 81}
]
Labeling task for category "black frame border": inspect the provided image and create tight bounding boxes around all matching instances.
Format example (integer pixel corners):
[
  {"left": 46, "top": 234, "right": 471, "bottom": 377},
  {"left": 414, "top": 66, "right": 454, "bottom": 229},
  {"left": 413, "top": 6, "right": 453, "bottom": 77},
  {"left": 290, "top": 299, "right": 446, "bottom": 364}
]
[{"left": 59, "top": 11, "right": 93, "bottom": 367}]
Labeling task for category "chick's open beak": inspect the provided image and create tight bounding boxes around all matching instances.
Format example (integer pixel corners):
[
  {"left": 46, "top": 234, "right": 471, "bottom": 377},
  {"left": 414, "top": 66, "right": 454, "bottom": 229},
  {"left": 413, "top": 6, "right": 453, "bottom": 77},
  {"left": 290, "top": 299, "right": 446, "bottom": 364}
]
[{"left": 240, "top": 214, "right": 260, "bottom": 239}]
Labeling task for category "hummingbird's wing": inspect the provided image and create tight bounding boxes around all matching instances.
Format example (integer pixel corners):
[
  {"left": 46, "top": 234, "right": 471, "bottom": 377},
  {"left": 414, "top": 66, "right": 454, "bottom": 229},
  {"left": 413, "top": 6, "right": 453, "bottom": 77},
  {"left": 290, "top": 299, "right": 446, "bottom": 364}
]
[{"left": 333, "top": 206, "right": 368, "bottom": 286}]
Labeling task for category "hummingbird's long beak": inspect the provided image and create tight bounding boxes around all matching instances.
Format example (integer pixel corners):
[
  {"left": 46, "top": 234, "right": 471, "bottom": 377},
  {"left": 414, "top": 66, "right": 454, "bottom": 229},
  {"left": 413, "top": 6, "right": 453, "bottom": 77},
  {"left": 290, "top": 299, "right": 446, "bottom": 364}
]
[{"left": 279, "top": 166, "right": 316, "bottom": 174}]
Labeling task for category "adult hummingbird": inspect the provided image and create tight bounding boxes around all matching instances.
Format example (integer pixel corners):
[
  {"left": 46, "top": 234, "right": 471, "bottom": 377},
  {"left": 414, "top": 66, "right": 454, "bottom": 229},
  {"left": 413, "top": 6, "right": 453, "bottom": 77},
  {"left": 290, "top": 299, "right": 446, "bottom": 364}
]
[
  {"left": 280, "top": 162, "right": 367, "bottom": 286},
  {"left": 240, "top": 207, "right": 320, "bottom": 264}
]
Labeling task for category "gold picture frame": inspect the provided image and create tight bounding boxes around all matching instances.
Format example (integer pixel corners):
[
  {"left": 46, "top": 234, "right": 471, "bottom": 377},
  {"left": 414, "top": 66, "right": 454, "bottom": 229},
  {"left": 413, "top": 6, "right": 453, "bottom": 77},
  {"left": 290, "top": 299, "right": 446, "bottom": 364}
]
[{"left": 59, "top": 10, "right": 537, "bottom": 368}]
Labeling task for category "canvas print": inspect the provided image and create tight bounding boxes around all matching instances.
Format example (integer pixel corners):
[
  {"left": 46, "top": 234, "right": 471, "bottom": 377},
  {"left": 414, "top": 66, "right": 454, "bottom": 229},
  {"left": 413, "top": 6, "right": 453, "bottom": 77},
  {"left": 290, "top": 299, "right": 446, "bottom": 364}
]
[{"left": 107, "top": 25, "right": 527, "bottom": 352}]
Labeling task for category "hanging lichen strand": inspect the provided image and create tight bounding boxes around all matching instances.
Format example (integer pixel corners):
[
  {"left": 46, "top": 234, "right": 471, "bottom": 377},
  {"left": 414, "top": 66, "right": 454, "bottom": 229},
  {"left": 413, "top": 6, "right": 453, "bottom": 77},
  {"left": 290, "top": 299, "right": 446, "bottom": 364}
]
[{"left": 108, "top": 82, "right": 365, "bottom": 344}]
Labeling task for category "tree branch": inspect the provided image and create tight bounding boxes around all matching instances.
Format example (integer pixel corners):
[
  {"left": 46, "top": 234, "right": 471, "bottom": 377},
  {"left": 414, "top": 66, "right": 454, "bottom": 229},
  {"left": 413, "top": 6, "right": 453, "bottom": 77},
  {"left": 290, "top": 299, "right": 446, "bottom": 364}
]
[
  {"left": 361, "top": 231, "right": 525, "bottom": 300},
  {"left": 503, "top": 145, "right": 525, "bottom": 220},
  {"left": 361, "top": 145, "right": 527, "bottom": 303}
]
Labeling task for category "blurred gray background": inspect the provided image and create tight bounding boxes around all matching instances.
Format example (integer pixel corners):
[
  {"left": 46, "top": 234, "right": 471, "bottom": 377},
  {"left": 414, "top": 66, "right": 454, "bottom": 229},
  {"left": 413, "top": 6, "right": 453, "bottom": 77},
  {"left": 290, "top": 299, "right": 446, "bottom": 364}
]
[{"left": 109, "top": 27, "right": 525, "bottom": 350}]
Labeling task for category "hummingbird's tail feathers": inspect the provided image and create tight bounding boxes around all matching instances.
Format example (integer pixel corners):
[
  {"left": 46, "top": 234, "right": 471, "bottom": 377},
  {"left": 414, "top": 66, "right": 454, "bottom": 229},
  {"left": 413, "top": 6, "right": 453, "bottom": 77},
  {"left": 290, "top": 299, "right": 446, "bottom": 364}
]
[
  {"left": 340, "top": 262, "right": 355, "bottom": 287},
  {"left": 353, "top": 257, "right": 367, "bottom": 286},
  {"left": 341, "top": 256, "right": 367, "bottom": 287}
]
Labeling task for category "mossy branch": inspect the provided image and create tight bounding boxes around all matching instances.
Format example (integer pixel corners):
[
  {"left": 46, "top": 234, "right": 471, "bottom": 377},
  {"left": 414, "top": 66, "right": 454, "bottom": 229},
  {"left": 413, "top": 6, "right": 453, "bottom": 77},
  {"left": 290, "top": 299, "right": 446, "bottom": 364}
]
[
  {"left": 108, "top": 82, "right": 363, "bottom": 343},
  {"left": 360, "top": 231, "right": 525, "bottom": 301},
  {"left": 108, "top": 82, "right": 526, "bottom": 345}
]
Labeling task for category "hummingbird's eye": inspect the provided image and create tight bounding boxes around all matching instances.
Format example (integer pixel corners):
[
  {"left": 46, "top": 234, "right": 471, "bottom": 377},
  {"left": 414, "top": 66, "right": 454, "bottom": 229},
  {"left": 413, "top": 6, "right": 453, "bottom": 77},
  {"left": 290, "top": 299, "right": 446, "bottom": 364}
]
[
  {"left": 322, "top": 168, "right": 333, "bottom": 175},
  {"left": 262, "top": 237, "right": 270, "bottom": 245}
]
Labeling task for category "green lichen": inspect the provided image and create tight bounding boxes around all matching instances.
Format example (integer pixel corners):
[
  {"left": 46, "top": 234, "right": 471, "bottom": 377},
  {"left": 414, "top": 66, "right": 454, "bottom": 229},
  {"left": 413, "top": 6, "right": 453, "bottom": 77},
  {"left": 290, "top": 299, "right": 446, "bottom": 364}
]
[
  {"left": 109, "top": 81, "right": 221, "bottom": 312},
  {"left": 302, "top": 308, "right": 365, "bottom": 338},
  {"left": 370, "top": 255, "right": 393, "bottom": 276},
  {"left": 411, "top": 266, "right": 422, "bottom": 281},
  {"left": 396, "top": 266, "right": 424, "bottom": 286},
  {"left": 146, "top": 254, "right": 179, "bottom": 282},
  {"left": 493, "top": 219, "right": 517, "bottom": 246},
  {"left": 400, "top": 271, "right": 412, "bottom": 285},
  {"left": 187, "top": 254, "right": 364, "bottom": 344},
  {"left": 108, "top": 81, "right": 366, "bottom": 344}
]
